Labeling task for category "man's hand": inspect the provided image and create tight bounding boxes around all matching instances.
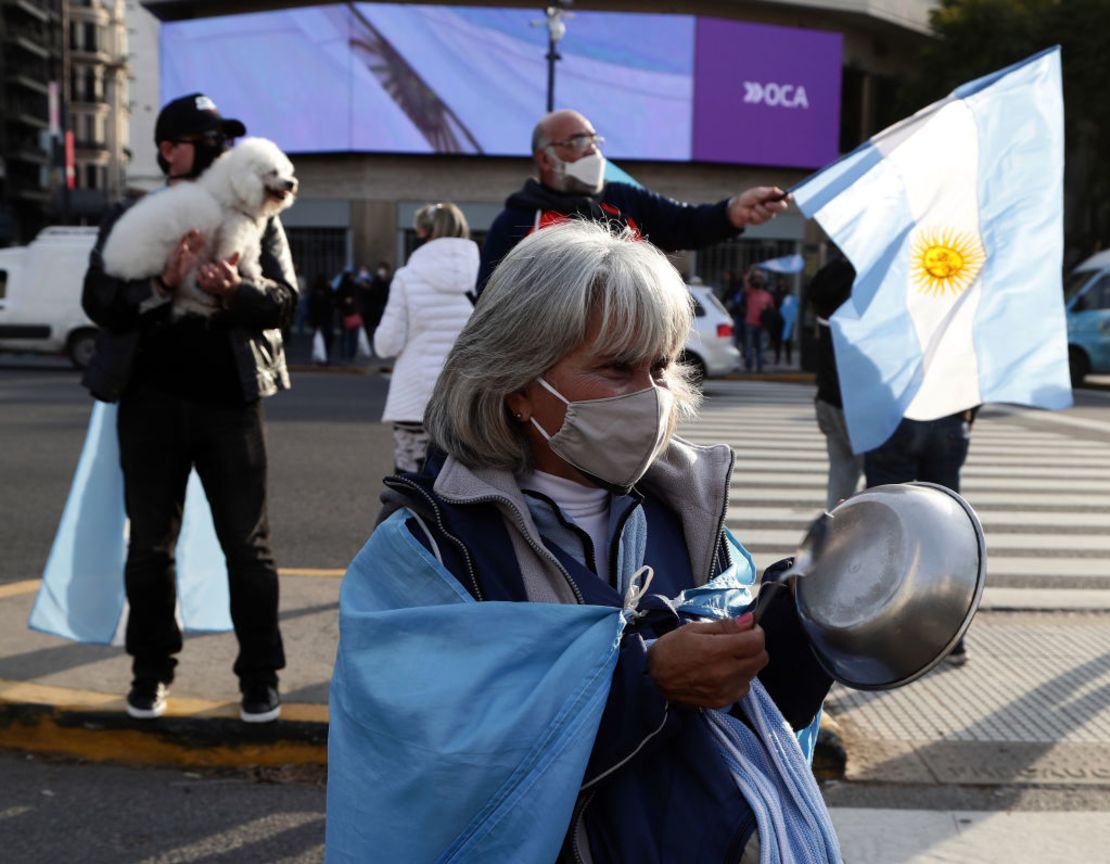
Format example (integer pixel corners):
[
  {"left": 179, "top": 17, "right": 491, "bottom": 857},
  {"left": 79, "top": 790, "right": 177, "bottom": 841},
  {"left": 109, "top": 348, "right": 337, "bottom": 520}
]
[
  {"left": 197, "top": 252, "right": 242, "bottom": 301},
  {"left": 647, "top": 613, "right": 768, "bottom": 709},
  {"left": 160, "top": 230, "right": 206, "bottom": 291},
  {"left": 728, "top": 187, "right": 791, "bottom": 229}
]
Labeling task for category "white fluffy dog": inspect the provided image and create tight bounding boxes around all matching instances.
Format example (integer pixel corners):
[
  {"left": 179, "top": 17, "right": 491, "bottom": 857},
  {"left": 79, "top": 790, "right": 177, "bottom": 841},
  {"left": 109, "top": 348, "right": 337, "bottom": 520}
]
[{"left": 102, "top": 137, "right": 298, "bottom": 317}]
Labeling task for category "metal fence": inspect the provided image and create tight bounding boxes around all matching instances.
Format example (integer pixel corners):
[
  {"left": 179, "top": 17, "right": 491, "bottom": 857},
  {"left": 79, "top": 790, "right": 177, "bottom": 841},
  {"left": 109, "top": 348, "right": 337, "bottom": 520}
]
[{"left": 285, "top": 226, "right": 349, "bottom": 283}]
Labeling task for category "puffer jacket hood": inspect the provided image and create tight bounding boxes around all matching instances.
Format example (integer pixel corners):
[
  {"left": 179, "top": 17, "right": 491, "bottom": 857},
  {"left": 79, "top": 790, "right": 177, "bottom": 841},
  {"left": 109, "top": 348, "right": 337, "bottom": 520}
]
[{"left": 404, "top": 237, "right": 479, "bottom": 295}]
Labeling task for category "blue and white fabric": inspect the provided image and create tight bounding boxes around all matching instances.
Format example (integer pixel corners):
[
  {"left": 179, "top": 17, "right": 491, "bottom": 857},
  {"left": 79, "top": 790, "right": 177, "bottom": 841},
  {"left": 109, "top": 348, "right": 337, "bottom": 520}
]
[
  {"left": 326, "top": 508, "right": 835, "bottom": 863},
  {"left": 792, "top": 47, "right": 1071, "bottom": 453},
  {"left": 29, "top": 402, "right": 232, "bottom": 643}
]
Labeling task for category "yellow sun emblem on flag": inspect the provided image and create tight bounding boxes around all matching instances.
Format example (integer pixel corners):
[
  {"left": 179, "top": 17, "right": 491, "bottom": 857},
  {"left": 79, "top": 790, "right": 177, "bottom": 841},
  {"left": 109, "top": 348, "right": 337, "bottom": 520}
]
[{"left": 910, "top": 228, "right": 986, "bottom": 296}]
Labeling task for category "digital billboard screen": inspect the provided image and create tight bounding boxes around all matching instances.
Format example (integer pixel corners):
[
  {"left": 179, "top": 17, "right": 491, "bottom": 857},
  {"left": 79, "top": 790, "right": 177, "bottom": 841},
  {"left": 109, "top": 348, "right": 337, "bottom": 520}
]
[{"left": 161, "top": 4, "right": 842, "bottom": 168}]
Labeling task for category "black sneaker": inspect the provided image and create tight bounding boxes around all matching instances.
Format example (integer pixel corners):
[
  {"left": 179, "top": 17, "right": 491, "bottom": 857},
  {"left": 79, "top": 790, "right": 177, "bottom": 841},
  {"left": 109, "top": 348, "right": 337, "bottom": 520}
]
[
  {"left": 240, "top": 683, "right": 281, "bottom": 723},
  {"left": 127, "top": 679, "right": 169, "bottom": 719},
  {"left": 946, "top": 641, "right": 969, "bottom": 667}
]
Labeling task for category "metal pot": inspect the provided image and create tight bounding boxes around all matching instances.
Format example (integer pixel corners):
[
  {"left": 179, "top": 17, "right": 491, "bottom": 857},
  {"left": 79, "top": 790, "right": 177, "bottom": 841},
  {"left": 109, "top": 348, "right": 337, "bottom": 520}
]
[{"left": 790, "top": 482, "right": 987, "bottom": 690}]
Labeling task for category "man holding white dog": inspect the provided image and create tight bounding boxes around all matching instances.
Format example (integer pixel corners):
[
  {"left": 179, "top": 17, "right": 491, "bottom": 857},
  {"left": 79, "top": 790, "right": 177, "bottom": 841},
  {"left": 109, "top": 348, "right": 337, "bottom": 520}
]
[{"left": 82, "top": 93, "right": 297, "bottom": 723}]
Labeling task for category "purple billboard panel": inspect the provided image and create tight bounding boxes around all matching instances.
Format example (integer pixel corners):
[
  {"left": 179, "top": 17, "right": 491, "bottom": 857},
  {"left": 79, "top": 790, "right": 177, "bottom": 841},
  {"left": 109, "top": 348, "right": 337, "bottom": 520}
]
[{"left": 692, "top": 18, "right": 842, "bottom": 168}]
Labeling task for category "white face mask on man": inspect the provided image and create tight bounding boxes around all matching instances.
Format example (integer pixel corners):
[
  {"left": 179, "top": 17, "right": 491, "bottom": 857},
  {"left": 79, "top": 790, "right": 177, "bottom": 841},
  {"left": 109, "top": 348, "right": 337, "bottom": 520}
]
[
  {"left": 530, "top": 376, "right": 674, "bottom": 492},
  {"left": 548, "top": 150, "right": 606, "bottom": 195}
]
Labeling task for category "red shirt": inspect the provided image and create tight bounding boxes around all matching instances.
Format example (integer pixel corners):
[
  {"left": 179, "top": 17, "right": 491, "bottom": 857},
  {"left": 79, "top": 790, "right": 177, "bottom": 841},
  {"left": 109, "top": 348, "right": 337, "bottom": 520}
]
[{"left": 745, "top": 288, "right": 775, "bottom": 327}]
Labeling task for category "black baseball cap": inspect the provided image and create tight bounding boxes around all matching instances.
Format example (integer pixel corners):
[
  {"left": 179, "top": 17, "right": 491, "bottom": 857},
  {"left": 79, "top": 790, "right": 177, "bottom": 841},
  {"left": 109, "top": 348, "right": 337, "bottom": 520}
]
[{"left": 154, "top": 93, "right": 246, "bottom": 144}]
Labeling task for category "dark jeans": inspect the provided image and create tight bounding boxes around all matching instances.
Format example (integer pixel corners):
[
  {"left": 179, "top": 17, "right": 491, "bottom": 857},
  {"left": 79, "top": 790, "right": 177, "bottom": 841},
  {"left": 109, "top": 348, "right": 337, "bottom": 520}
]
[
  {"left": 744, "top": 325, "right": 766, "bottom": 372},
  {"left": 863, "top": 413, "right": 970, "bottom": 492},
  {"left": 117, "top": 387, "right": 285, "bottom": 689}
]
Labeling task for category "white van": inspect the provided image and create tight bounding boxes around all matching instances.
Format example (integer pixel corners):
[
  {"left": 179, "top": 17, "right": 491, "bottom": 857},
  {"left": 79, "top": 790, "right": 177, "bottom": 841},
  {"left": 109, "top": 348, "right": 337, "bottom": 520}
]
[{"left": 0, "top": 227, "right": 99, "bottom": 368}]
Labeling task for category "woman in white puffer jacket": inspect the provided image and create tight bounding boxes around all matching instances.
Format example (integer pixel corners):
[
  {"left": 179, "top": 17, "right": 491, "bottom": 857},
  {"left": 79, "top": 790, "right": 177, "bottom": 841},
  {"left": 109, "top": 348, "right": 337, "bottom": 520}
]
[{"left": 374, "top": 202, "right": 478, "bottom": 472}]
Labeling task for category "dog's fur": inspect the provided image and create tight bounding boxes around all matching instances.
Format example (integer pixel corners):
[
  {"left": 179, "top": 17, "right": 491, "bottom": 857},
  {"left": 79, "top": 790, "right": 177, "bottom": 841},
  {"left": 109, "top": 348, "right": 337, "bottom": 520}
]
[{"left": 102, "top": 137, "right": 298, "bottom": 317}]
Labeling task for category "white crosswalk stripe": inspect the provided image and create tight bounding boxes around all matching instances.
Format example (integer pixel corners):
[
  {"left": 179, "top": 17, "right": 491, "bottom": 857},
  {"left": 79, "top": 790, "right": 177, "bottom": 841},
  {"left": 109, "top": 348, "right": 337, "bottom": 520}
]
[{"left": 680, "top": 380, "right": 1110, "bottom": 589}]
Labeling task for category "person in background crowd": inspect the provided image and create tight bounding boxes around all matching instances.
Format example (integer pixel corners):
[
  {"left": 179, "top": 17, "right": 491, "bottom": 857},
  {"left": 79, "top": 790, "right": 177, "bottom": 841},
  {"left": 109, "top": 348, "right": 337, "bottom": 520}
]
[
  {"left": 359, "top": 260, "right": 392, "bottom": 351},
  {"left": 743, "top": 267, "right": 776, "bottom": 372},
  {"left": 335, "top": 270, "right": 361, "bottom": 363},
  {"left": 293, "top": 265, "right": 309, "bottom": 336},
  {"left": 476, "top": 109, "right": 789, "bottom": 295},
  {"left": 723, "top": 271, "right": 747, "bottom": 353},
  {"left": 778, "top": 290, "right": 798, "bottom": 365},
  {"left": 307, "top": 273, "right": 335, "bottom": 365},
  {"left": 373, "top": 202, "right": 477, "bottom": 473},
  {"left": 80, "top": 93, "right": 294, "bottom": 723},
  {"left": 806, "top": 249, "right": 862, "bottom": 510},
  {"left": 329, "top": 221, "right": 838, "bottom": 862}
]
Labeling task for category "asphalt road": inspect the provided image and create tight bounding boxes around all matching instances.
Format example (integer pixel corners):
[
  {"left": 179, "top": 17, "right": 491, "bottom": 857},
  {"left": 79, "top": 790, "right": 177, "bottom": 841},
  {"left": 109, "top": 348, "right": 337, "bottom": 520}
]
[
  {"left": 0, "top": 360, "right": 395, "bottom": 584},
  {"left": 3, "top": 358, "right": 1109, "bottom": 586}
]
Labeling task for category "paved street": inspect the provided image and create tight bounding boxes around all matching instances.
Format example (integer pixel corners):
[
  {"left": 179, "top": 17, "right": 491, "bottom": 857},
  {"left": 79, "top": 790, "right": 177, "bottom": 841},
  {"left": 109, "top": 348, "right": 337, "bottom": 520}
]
[{"left": 2, "top": 363, "right": 1110, "bottom": 861}]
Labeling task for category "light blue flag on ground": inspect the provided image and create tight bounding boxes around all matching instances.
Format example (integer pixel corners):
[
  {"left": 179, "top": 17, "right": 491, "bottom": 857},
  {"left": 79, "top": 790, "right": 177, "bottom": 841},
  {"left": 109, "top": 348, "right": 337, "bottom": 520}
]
[
  {"left": 792, "top": 47, "right": 1072, "bottom": 453},
  {"left": 29, "top": 402, "right": 232, "bottom": 643}
]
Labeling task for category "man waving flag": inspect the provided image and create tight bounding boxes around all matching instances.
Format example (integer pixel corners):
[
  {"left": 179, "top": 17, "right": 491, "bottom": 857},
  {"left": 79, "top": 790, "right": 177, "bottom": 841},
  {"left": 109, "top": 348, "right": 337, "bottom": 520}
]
[{"left": 792, "top": 47, "right": 1071, "bottom": 454}]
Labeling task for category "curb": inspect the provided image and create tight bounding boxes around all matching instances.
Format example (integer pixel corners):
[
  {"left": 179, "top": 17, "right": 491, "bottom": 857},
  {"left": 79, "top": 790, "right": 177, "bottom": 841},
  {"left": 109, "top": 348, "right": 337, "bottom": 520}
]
[
  {"left": 0, "top": 700, "right": 327, "bottom": 768},
  {"left": 0, "top": 695, "right": 847, "bottom": 779}
]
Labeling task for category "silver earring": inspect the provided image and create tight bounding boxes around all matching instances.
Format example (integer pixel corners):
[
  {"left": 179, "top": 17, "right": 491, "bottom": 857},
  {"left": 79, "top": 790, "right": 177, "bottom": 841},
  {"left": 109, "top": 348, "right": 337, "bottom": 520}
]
[{"left": 514, "top": 412, "right": 523, "bottom": 420}]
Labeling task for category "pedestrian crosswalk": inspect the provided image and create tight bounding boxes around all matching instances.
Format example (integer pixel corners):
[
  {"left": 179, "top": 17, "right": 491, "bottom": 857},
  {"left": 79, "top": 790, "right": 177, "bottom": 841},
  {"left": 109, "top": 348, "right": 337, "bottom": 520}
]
[{"left": 680, "top": 379, "right": 1110, "bottom": 591}]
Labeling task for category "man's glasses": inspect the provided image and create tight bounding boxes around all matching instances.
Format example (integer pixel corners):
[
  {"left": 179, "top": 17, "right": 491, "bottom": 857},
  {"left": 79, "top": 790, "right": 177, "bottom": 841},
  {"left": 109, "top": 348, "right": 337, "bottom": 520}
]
[
  {"left": 174, "top": 131, "right": 227, "bottom": 147},
  {"left": 549, "top": 133, "right": 604, "bottom": 153}
]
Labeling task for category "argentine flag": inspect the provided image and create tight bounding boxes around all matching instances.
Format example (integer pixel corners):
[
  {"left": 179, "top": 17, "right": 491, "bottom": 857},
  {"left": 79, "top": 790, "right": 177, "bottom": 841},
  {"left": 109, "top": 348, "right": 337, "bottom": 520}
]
[{"left": 793, "top": 47, "right": 1072, "bottom": 453}]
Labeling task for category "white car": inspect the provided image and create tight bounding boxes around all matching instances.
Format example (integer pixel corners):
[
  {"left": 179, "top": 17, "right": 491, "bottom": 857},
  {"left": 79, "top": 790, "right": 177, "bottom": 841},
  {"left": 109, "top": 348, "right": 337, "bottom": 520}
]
[{"left": 684, "top": 284, "right": 741, "bottom": 381}]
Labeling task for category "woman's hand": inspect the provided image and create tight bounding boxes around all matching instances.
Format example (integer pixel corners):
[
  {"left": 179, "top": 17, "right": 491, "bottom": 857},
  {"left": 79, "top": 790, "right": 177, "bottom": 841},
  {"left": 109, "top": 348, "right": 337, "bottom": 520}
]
[
  {"left": 160, "top": 229, "right": 205, "bottom": 291},
  {"left": 647, "top": 613, "right": 768, "bottom": 709}
]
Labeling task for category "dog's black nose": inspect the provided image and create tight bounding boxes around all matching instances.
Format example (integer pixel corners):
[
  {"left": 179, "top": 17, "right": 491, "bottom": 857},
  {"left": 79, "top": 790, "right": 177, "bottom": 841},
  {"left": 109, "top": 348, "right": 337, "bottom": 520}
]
[{"left": 283, "top": 179, "right": 298, "bottom": 193}]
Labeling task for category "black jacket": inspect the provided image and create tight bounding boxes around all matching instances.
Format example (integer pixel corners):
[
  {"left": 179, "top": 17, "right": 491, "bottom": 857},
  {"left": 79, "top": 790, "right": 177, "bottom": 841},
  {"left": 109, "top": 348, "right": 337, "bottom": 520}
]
[
  {"left": 476, "top": 179, "right": 741, "bottom": 295},
  {"left": 806, "top": 257, "right": 855, "bottom": 409},
  {"left": 81, "top": 197, "right": 298, "bottom": 403}
]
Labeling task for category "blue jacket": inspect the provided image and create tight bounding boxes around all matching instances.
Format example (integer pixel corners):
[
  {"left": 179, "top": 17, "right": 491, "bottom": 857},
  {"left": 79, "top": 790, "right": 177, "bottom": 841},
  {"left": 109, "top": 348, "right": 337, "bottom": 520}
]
[
  {"left": 476, "top": 179, "right": 741, "bottom": 295},
  {"left": 363, "top": 441, "right": 832, "bottom": 863}
]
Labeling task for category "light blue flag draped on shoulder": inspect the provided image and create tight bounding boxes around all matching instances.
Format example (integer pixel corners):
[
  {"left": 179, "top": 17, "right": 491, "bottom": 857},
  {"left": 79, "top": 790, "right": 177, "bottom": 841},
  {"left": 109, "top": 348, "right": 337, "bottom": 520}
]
[
  {"left": 327, "top": 510, "right": 829, "bottom": 863},
  {"left": 792, "top": 47, "right": 1072, "bottom": 454},
  {"left": 29, "top": 402, "right": 232, "bottom": 643}
]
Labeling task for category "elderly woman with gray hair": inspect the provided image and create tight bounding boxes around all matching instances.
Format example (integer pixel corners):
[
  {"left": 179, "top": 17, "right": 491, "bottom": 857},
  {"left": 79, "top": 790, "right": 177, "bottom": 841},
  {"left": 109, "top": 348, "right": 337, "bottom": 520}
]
[{"left": 328, "top": 221, "right": 839, "bottom": 864}]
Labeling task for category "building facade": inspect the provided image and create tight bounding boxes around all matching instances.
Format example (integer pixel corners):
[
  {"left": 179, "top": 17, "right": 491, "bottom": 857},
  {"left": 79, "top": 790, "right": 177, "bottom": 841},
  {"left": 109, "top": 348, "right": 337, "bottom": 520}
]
[
  {"left": 0, "top": 0, "right": 63, "bottom": 245},
  {"left": 0, "top": 0, "right": 130, "bottom": 245},
  {"left": 66, "top": 0, "right": 130, "bottom": 220}
]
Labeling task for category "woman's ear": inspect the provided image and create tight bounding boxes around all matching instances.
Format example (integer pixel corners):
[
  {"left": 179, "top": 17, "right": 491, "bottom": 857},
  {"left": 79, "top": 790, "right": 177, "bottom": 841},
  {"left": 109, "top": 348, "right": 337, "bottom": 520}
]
[{"left": 504, "top": 389, "right": 533, "bottom": 423}]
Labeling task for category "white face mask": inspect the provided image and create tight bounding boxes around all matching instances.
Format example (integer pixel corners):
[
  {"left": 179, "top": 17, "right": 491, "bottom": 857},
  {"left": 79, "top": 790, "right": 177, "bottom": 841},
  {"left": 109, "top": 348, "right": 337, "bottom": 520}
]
[
  {"left": 550, "top": 150, "right": 606, "bottom": 195},
  {"left": 530, "top": 376, "right": 674, "bottom": 492}
]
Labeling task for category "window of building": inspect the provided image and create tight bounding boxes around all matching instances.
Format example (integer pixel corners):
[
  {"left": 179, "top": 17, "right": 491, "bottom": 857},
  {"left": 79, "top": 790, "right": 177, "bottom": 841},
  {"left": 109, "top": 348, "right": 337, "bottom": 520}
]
[
  {"left": 86, "top": 163, "right": 98, "bottom": 189},
  {"left": 84, "top": 21, "right": 98, "bottom": 52}
]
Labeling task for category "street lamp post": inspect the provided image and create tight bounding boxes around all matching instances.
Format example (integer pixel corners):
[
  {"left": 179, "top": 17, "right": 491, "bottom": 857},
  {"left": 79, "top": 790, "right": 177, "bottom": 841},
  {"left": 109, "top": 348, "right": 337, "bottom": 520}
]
[{"left": 534, "top": 4, "right": 571, "bottom": 113}]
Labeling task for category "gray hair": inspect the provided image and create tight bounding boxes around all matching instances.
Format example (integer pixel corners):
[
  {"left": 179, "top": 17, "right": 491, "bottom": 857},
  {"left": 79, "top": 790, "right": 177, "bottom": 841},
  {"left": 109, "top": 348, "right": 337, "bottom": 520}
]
[
  {"left": 414, "top": 202, "right": 470, "bottom": 239},
  {"left": 531, "top": 120, "right": 551, "bottom": 154},
  {"left": 425, "top": 220, "right": 700, "bottom": 472}
]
